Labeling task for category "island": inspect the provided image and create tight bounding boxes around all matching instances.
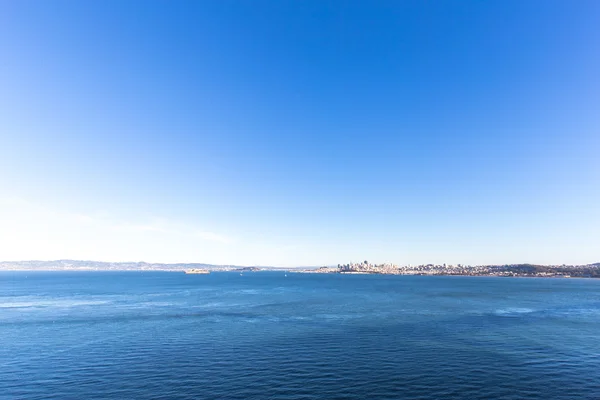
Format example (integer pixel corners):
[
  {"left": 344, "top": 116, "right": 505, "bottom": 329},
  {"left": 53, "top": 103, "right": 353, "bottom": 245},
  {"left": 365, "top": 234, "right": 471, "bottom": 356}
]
[{"left": 184, "top": 269, "right": 210, "bottom": 274}]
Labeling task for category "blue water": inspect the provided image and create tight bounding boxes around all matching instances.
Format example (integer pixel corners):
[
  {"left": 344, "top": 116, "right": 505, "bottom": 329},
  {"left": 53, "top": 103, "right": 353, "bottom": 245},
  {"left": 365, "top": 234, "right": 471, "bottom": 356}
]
[{"left": 1, "top": 272, "right": 600, "bottom": 399}]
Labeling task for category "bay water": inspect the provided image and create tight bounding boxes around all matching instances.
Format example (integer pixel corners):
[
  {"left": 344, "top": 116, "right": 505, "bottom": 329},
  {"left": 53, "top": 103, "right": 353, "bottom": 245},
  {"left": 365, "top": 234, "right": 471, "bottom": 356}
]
[{"left": 1, "top": 272, "right": 599, "bottom": 399}]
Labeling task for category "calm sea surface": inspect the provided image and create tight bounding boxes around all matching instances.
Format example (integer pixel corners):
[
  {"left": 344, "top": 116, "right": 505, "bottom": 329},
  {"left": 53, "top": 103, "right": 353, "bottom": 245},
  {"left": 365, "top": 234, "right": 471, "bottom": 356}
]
[{"left": 1, "top": 272, "right": 599, "bottom": 399}]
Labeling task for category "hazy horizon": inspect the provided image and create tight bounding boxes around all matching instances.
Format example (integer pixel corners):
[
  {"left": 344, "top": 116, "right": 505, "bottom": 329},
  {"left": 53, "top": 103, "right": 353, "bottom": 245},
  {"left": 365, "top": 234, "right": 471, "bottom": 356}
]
[
  {"left": 1, "top": 256, "right": 599, "bottom": 270},
  {"left": 1, "top": 1, "right": 599, "bottom": 267}
]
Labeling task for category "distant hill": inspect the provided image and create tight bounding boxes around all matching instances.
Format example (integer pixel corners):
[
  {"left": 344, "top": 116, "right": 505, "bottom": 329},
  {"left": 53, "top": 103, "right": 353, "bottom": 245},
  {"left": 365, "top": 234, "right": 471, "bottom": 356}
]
[{"left": 0, "top": 259, "right": 261, "bottom": 271}]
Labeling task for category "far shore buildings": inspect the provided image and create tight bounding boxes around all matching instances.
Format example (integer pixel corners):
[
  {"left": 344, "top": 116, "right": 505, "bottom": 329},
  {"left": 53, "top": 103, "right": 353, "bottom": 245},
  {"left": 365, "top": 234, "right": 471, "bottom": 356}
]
[{"left": 301, "top": 261, "right": 600, "bottom": 278}]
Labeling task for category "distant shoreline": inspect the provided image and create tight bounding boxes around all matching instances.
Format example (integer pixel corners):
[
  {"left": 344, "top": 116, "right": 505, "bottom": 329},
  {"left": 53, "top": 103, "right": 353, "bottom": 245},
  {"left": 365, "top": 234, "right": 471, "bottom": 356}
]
[{"left": 1, "top": 260, "right": 599, "bottom": 278}]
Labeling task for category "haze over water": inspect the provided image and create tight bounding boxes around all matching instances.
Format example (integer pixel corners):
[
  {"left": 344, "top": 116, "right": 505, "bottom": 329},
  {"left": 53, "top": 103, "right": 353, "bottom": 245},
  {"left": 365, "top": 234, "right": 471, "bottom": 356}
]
[{"left": 2, "top": 272, "right": 600, "bottom": 399}]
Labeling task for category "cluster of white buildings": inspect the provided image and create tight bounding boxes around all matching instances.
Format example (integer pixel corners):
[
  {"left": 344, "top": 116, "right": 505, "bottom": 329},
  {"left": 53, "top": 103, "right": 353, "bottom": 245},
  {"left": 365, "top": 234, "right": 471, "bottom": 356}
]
[
  {"left": 338, "top": 261, "right": 399, "bottom": 274},
  {"left": 297, "top": 261, "right": 600, "bottom": 278}
]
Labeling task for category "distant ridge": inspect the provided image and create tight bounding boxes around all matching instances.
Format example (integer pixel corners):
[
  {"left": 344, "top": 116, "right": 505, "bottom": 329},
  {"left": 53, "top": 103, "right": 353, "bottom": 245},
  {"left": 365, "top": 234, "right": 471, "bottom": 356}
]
[
  {"left": 0, "top": 259, "right": 598, "bottom": 273},
  {"left": 0, "top": 259, "right": 275, "bottom": 271}
]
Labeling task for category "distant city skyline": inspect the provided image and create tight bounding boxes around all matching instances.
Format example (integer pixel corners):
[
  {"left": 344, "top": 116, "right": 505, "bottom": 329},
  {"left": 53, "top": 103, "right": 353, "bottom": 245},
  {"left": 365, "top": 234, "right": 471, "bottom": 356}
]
[{"left": 1, "top": 1, "right": 599, "bottom": 267}]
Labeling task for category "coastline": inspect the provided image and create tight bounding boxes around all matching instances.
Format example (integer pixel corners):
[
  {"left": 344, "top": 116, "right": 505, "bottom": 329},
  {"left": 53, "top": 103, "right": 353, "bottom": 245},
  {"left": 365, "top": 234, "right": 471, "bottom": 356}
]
[
  {"left": 2, "top": 269, "right": 600, "bottom": 280},
  {"left": 1, "top": 260, "right": 599, "bottom": 279}
]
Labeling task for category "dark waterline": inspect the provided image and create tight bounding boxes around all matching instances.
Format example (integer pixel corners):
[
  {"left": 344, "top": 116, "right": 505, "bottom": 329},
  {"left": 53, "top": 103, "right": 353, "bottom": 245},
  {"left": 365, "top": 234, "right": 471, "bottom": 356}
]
[{"left": 2, "top": 271, "right": 600, "bottom": 399}]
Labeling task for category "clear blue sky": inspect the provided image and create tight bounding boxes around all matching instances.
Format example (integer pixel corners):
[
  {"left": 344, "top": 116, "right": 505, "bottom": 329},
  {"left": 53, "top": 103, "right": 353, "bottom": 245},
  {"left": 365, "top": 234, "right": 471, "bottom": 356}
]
[{"left": 1, "top": 1, "right": 599, "bottom": 266}]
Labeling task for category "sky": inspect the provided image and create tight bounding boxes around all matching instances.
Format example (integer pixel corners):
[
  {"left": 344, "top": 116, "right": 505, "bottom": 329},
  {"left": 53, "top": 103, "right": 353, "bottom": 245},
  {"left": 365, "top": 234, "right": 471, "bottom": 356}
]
[{"left": 0, "top": 1, "right": 599, "bottom": 267}]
